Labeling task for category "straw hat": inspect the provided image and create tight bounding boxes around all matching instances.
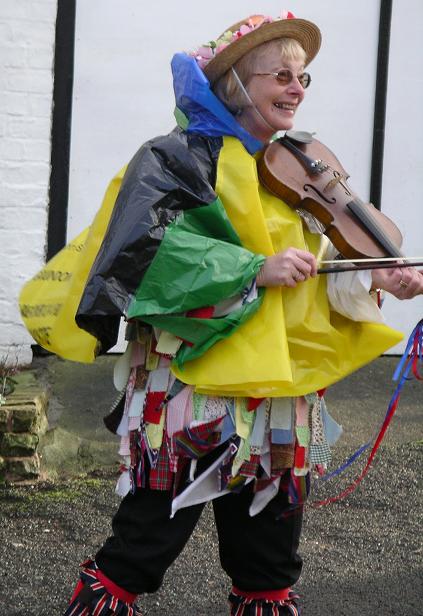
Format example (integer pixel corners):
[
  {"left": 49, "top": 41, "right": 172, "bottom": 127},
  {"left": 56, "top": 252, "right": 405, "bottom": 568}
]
[{"left": 198, "top": 14, "right": 321, "bottom": 85}]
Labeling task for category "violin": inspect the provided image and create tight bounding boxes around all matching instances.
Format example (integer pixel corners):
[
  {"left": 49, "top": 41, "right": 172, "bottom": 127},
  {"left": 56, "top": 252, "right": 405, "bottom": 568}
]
[{"left": 257, "top": 131, "right": 405, "bottom": 269}]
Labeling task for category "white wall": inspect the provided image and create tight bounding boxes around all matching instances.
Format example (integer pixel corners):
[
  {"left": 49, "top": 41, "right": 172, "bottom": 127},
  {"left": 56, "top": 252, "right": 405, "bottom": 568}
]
[
  {"left": 379, "top": 0, "right": 423, "bottom": 352},
  {"left": 0, "top": 0, "right": 57, "bottom": 365},
  {"left": 68, "top": 0, "right": 382, "bottom": 239}
]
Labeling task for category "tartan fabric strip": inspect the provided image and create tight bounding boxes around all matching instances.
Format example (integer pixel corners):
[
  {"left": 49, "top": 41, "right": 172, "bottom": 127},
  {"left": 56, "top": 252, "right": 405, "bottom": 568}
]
[
  {"left": 172, "top": 455, "right": 192, "bottom": 499},
  {"left": 149, "top": 440, "right": 174, "bottom": 490},
  {"left": 172, "top": 417, "right": 223, "bottom": 458},
  {"left": 238, "top": 454, "right": 261, "bottom": 478}
]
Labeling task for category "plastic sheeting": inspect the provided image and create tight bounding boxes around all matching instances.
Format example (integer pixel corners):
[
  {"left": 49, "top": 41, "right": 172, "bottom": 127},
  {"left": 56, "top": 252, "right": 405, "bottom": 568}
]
[
  {"left": 127, "top": 198, "right": 265, "bottom": 366},
  {"left": 171, "top": 53, "right": 262, "bottom": 155},
  {"left": 19, "top": 168, "right": 126, "bottom": 362},
  {"left": 76, "top": 128, "right": 221, "bottom": 352}
]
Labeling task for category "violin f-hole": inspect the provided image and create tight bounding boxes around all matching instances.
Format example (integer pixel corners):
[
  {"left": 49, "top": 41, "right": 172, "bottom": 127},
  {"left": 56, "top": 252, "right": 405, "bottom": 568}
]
[{"left": 304, "top": 183, "right": 336, "bottom": 205}]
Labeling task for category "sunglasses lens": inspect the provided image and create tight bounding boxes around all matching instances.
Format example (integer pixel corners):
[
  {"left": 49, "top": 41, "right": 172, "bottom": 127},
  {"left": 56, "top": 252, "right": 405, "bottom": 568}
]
[
  {"left": 276, "top": 71, "right": 311, "bottom": 88},
  {"left": 299, "top": 73, "right": 311, "bottom": 88},
  {"left": 276, "top": 70, "right": 292, "bottom": 84}
]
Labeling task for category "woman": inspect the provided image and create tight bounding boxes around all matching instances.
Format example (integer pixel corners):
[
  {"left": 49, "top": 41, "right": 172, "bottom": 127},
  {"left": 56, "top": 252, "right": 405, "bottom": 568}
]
[{"left": 64, "top": 12, "right": 423, "bottom": 616}]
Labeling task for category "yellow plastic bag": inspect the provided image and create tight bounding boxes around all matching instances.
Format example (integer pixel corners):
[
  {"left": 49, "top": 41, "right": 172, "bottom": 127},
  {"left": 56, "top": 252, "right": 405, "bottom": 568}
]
[
  {"left": 172, "top": 138, "right": 403, "bottom": 396},
  {"left": 19, "top": 167, "right": 126, "bottom": 363}
]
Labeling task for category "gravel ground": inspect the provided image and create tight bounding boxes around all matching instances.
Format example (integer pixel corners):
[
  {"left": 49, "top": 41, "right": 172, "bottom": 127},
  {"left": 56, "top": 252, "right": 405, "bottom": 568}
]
[
  {"left": 1, "top": 443, "right": 421, "bottom": 616},
  {"left": 0, "top": 357, "right": 422, "bottom": 615}
]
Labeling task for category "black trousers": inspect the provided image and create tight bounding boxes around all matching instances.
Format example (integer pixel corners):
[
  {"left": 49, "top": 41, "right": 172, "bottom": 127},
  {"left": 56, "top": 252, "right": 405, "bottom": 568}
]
[{"left": 95, "top": 481, "right": 303, "bottom": 595}]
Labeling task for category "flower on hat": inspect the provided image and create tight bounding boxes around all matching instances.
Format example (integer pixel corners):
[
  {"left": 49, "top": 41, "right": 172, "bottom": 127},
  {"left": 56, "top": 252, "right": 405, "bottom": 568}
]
[
  {"left": 191, "top": 11, "right": 296, "bottom": 71},
  {"left": 280, "top": 10, "right": 295, "bottom": 19}
]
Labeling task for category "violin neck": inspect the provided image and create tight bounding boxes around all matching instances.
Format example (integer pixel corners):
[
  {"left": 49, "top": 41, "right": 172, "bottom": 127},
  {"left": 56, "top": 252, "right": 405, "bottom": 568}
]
[
  {"left": 279, "top": 136, "right": 324, "bottom": 175},
  {"left": 347, "top": 198, "right": 404, "bottom": 258}
]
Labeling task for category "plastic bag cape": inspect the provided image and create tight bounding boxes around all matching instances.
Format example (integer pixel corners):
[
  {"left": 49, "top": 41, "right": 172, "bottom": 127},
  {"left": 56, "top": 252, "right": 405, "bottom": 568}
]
[
  {"left": 19, "top": 53, "right": 263, "bottom": 361},
  {"left": 19, "top": 52, "right": 402, "bottom": 379}
]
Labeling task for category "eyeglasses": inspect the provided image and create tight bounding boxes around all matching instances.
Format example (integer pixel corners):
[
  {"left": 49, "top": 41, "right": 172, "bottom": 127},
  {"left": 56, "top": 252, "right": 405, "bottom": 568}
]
[{"left": 253, "top": 69, "right": 311, "bottom": 89}]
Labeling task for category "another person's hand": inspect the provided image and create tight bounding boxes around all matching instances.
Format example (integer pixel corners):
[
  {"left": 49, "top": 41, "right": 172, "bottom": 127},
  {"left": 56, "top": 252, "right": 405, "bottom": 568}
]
[
  {"left": 257, "top": 248, "right": 317, "bottom": 288},
  {"left": 371, "top": 266, "right": 423, "bottom": 300}
]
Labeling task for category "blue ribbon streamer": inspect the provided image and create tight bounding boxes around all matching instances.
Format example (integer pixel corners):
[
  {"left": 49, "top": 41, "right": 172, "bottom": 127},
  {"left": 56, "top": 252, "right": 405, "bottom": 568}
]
[{"left": 320, "top": 319, "right": 423, "bottom": 483}]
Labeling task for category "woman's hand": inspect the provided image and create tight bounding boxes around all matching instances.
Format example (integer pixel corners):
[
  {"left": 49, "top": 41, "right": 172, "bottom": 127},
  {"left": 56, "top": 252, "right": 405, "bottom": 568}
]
[
  {"left": 256, "top": 248, "right": 317, "bottom": 288},
  {"left": 371, "top": 266, "right": 423, "bottom": 300}
]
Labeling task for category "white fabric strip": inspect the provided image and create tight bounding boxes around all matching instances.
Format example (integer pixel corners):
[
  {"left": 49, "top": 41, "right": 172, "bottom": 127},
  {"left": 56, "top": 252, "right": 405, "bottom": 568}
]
[{"left": 324, "top": 242, "right": 385, "bottom": 323}]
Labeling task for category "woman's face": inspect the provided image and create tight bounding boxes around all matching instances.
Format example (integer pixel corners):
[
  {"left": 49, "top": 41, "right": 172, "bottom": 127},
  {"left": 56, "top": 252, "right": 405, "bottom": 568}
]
[{"left": 241, "top": 48, "right": 307, "bottom": 142}]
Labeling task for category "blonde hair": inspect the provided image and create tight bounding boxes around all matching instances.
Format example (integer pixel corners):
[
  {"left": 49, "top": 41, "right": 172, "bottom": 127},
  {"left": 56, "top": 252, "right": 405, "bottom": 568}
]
[{"left": 213, "top": 38, "right": 307, "bottom": 114}]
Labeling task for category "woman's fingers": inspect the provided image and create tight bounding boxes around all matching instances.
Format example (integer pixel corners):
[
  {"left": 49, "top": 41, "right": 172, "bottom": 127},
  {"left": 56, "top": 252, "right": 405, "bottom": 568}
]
[
  {"left": 280, "top": 248, "right": 317, "bottom": 283},
  {"left": 372, "top": 266, "right": 423, "bottom": 299},
  {"left": 293, "top": 249, "right": 318, "bottom": 277},
  {"left": 256, "top": 248, "right": 318, "bottom": 287},
  {"left": 400, "top": 267, "right": 423, "bottom": 298}
]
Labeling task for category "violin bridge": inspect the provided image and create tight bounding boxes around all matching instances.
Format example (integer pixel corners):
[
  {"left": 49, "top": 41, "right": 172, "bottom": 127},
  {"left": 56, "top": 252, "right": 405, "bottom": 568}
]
[{"left": 323, "top": 174, "right": 344, "bottom": 193}]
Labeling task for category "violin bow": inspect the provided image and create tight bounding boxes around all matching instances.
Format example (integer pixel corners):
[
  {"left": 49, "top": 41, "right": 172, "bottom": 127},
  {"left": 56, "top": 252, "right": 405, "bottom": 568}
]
[{"left": 318, "top": 256, "right": 423, "bottom": 274}]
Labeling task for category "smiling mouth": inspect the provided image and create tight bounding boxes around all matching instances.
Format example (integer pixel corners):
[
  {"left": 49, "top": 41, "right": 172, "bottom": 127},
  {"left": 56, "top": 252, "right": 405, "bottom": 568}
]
[{"left": 273, "top": 102, "right": 297, "bottom": 111}]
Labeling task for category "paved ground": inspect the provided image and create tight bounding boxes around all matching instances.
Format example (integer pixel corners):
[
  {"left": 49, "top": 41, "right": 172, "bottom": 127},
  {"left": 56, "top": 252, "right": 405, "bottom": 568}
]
[{"left": 0, "top": 355, "right": 422, "bottom": 615}]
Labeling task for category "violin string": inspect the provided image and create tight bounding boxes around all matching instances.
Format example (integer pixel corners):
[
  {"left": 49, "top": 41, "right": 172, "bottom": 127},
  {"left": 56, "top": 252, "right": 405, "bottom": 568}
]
[{"left": 316, "top": 158, "right": 404, "bottom": 256}]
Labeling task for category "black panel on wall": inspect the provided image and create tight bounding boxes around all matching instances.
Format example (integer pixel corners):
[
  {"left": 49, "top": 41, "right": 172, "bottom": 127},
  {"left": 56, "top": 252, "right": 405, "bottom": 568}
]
[
  {"left": 47, "top": 0, "right": 76, "bottom": 260},
  {"left": 370, "top": 0, "right": 393, "bottom": 211}
]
